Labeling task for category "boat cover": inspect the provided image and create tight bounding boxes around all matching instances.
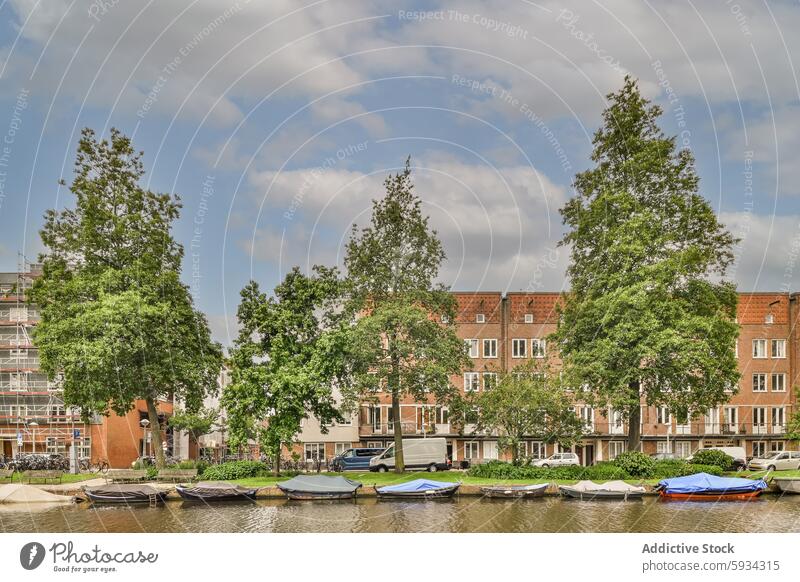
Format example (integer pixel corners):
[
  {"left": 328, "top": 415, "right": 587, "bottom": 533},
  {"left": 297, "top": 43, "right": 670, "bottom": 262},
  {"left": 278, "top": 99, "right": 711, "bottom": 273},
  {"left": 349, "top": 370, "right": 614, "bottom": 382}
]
[
  {"left": 377, "top": 479, "right": 458, "bottom": 493},
  {"left": 483, "top": 483, "right": 548, "bottom": 491},
  {"left": 180, "top": 481, "right": 255, "bottom": 495},
  {"left": 0, "top": 484, "right": 74, "bottom": 504},
  {"left": 277, "top": 475, "right": 362, "bottom": 494},
  {"left": 83, "top": 484, "right": 162, "bottom": 498},
  {"left": 657, "top": 473, "right": 767, "bottom": 494},
  {"left": 564, "top": 480, "right": 646, "bottom": 493}
]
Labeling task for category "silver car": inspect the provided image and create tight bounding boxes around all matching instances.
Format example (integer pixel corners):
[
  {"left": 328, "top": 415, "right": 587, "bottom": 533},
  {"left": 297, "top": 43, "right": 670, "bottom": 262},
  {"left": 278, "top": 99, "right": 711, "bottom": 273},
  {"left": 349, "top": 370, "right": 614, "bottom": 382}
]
[
  {"left": 531, "top": 452, "right": 580, "bottom": 468},
  {"left": 748, "top": 451, "right": 800, "bottom": 471}
]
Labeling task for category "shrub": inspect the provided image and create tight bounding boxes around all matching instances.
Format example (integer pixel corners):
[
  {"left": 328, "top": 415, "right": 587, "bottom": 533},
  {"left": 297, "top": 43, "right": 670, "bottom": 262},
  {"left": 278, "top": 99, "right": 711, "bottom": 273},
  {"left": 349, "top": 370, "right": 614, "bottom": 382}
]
[
  {"left": 200, "top": 461, "right": 268, "bottom": 481},
  {"left": 467, "top": 460, "right": 630, "bottom": 481},
  {"left": 651, "top": 459, "right": 722, "bottom": 478},
  {"left": 612, "top": 451, "right": 656, "bottom": 477},
  {"left": 689, "top": 449, "right": 734, "bottom": 471}
]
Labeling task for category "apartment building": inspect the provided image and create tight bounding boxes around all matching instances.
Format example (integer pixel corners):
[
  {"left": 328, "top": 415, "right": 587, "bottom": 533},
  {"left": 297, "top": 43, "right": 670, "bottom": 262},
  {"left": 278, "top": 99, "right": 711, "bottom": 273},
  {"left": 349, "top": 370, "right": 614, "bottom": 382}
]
[
  {"left": 0, "top": 264, "right": 173, "bottom": 468},
  {"left": 341, "top": 291, "right": 798, "bottom": 466}
]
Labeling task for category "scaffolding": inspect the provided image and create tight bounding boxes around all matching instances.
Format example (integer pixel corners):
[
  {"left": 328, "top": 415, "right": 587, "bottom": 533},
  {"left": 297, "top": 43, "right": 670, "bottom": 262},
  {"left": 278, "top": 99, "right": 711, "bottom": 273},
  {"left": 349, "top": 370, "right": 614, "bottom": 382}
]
[{"left": 0, "top": 254, "right": 89, "bottom": 459}]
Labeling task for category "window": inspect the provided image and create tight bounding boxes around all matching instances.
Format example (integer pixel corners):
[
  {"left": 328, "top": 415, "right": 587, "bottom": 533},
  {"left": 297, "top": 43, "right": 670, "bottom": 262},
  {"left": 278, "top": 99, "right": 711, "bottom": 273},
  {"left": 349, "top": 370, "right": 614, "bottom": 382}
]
[
  {"left": 579, "top": 407, "right": 594, "bottom": 431},
  {"left": 9, "top": 373, "right": 25, "bottom": 391},
  {"left": 441, "top": 314, "right": 449, "bottom": 324},
  {"left": 772, "top": 373, "right": 786, "bottom": 392},
  {"left": 465, "top": 339, "right": 478, "bottom": 358},
  {"left": 482, "top": 372, "right": 498, "bottom": 391},
  {"left": 770, "top": 441, "right": 785, "bottom": 452},
  {"left": 46, "top": 437, "right": 66, "bottom": 455},
  {"left": 524, "top": 314, "right": 533, "bottom": 323},
  {"left": 50, "top": 405, "right": 67, "bottom": 423},
  {"left": 753, "top": 441, "right": 767, "bottom": 458},
  {"left": 334, "top": 442, "right": 349, "bottom": 456},
  {"left": 482, "top": 339, "right": 497, "bottom": 358},
  {"left": 464, "top": 372, "right": 480, "bottom": 392},
  {"left": 75, "top": 438, "right": 91, "bottom": 459},
  {"left": 483, "top": 441, "right": 498, "bottom": 460},
  {"left": 304, "top": 443, "right": 325, "bottom": 462},
  {"left": 464, "top": 441, "right": 479, "bottom": 459},
  {"left": 476, "top": 313, "right": 485, "bottom": 323},
  {"left": 765, "top": 313, "right": 774, "bottom": 324},
  {"left": 772, "top": 407, "right": 785, "bottom": 433},
  {"left": 723, "top": 407, "right": 738, "bottom": 432},
  {"left": 675, "top": 441, "right": 692, "bottom": 458},
  {"left": 609, "top": 441, "right": 626, "bottom": 460},
  {"left": 771, "top": 339, "right": 786, "bottom": 358},
  {"left": 753, "top": 407, "right": 767, "bottom": 434},
  {"left": 656, "top": 406, "right": 670, "bottom": 425},
  {"left": 752, "top": 339, "right": 767, "bottom": 358},
  {"left": 525, "top": 441, "right": 546, "bottom": 460},
  {"left": 366, "top": 441, "right": 383, "bottom": 449},
  {"left": 531, "top": 338, "right": 546, "bottom": 358},
  {"left": 512, "top": 339, "right": 527, "bottom": 358},
  {"left": 752, "top": 373, "right": 767, "bottom": 392},
  {"left": 656, "top": 441, "right": 673, "bottom": 454}
]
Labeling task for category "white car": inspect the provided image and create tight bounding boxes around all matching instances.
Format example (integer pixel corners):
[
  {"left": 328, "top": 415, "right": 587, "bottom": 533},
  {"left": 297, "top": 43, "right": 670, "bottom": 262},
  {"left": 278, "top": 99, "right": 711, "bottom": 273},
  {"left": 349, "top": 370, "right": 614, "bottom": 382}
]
[
  {"left": 531, "top": 452, "right": 580, "bottom": 468},
  {"left": 747, "top": 451, "right": 800, "bottom": 472}
]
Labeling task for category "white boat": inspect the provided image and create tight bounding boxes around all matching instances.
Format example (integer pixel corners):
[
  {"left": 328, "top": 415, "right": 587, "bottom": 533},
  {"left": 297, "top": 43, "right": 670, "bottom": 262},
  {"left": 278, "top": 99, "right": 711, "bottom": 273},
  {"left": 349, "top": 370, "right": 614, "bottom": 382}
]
[
  {"left": 559, "top": 480, "right": 646, "bottom": 500},
  {"left": 773, "top": 478, "right": 800, "bottom": 494}
]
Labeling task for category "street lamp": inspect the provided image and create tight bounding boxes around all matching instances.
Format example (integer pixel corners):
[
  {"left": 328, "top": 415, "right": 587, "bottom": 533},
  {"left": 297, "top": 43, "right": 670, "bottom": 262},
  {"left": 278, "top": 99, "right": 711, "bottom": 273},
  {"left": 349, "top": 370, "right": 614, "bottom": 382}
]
[
  {"left": 29, "top": 421, "right": 38, "bottom": 454},
  {"left": 140, "top": 418, "right": 150, "bottom": 458}
]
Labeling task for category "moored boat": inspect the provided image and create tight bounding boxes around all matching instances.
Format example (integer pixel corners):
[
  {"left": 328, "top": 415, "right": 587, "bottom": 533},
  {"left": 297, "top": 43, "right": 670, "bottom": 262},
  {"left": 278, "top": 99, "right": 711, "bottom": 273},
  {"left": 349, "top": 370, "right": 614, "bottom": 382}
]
[
  {"left": 176, "top": 481, "right": 258, "bottom": 501},
  {"left": 559, "top": 480, "right": 646, "bottom": 500},
  {"left": 772, "top": 477, "right": 800, "bottom": 494},
  {"left": 375, "top": 479, "right": 460, "bottom": 499},
  {"left": 83, "top": 484, "right": 170, "bottom": 504},
  {"left": 656, "top": 472, "right": 767, "bottom": 501},
  {"left": 480, "top": 483, "right": 548, "bottom": 499},
  {"left": 277, "top": 475, "right": 362, "bottom": 500}
]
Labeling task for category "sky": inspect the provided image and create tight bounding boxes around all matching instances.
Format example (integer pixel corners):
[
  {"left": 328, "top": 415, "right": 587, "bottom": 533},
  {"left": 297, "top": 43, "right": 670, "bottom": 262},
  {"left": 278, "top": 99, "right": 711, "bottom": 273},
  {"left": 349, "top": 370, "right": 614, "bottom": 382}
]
[{"left": 0, "top": 0, "right": 798, "bottom": 345}]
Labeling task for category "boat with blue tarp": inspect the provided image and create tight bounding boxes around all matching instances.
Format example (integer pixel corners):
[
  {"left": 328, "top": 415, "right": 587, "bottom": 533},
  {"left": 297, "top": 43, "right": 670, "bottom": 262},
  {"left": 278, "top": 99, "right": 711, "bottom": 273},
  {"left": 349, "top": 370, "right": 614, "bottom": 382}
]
[
  {"left": 656, "top": 472, "right": 767, "bottom": 501},
  {"left": 375, "top": 479, "right": 460, "bottom": 499}
]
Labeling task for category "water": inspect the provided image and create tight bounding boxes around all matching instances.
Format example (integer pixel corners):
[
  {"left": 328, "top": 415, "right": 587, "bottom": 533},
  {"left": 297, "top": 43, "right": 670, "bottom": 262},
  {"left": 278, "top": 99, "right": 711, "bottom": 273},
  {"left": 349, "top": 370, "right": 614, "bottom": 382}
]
[{"left": 2, "top": 496, "right": 800, "bottom": 533}]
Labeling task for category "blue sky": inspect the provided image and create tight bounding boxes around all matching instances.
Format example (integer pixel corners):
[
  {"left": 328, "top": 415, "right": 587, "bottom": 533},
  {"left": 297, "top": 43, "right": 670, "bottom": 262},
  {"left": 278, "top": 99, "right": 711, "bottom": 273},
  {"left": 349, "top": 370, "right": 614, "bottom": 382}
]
[{"left": 1, "top": 0, "right": 799, "bottom": 344}]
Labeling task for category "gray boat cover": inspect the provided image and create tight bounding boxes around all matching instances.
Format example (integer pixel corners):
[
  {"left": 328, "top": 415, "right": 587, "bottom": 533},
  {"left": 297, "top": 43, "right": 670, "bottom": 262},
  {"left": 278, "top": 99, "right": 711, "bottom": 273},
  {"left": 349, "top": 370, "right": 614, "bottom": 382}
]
[
  {"left": 0, "top": 484, "right": 74, "bottom": 504},
  {"left": 564, "top": 480, "right": 645, "bottom": 493},
  {"left": 84, "top": 484, "right": 161, "bottom": 498},
  {"left": 179, "top": 482, "right": 255, "bottom": 495},
  {"left": 277, "top": 475, "right": 362, "bottom": 494}
]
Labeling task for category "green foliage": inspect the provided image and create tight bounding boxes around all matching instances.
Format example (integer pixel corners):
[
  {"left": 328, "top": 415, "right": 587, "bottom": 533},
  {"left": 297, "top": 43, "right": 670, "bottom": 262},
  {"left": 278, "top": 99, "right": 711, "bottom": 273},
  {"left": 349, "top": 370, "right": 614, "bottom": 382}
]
[
  {"left": 651, "top": 459, "right": 722, "bottom": 478},
  {"left": 223, "top": 267, "right": 345, "bottom": 472},
  {"left": 168, "top": 408, "right": 220, "bottom": 441},
  {"left": 787, "top": 410, "right": 800, "bottom": 442},
  {"left": 555, "top": 77, "right": 739, "bottom": 450},
  {"left": 339, "top": 159, "right": 471, "bottom": 471},
  {"left": 469, "top": 459, "right": 722, "bottom": 480},
  {"left": 31, "top": 128, "right": 223, "bottom": 467},
  {"left": 612, "top": 451, "right": 656, "bottom": 477},
  {"left": 473, "top": 360, "right": 584, "bottom": 464},
  {"left": 200, "top": 461, "right": 268, "bottom": 481},
  {"left": 689, "top": 449, "right": 734, "bottom": 470}
]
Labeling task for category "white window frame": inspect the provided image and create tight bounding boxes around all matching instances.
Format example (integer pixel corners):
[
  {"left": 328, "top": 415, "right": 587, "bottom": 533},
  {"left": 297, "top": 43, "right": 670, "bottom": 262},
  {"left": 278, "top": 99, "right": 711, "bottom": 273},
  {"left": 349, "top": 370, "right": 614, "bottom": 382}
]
[
  {"left": 482, "top": 372, "right": 498, "bottom": 391},
  {"left": 476, "top": 313, "right": 485, "bottom": 323},
  {"left": 524, "top": 313, "right": 533, "bottom": 323},
  {"left": 609, "top": 441, "right": 626, "bottom": 460},
  {"left": 753, "top": 407, "right": 767, "bottom": 434},
  {"left": 770, "top": 441, "right": 785, "bottom": 452},
  {"left": 771, "top": 339, "right": 786, "bottom": 359},
  {"left": 772, "top": 407, "right": 785, "bottom": 433},
  {"left": 675, "top": 441, "right": 692, "bottom": 458},
  {"left": 531, "top": 338, "right": 546, "bottom": 358},
  {"left": 752, "top": 339, "right": 767, "bottom": 359},
  {"left": 464, "top": 441, "right": 479, "bottom": 460},
  {"left": 656, "top": 440, "right": 673, "bottom": 454},
  {"left": 511, "top": 338, "right": 527, "bottom": 358},
  {"left": 723, "top": 406, "right": 738, "bottom": 433},
  {"left": 752, "top": 373, "right": 767, "bottom": 392},
  {"left": 463, "top": 372, "right": 480, "bottom": 392},
  {"left": 483, "top": 440, "right": 499, "bottom": 460},
  {"left": 465, "top": 339, "right": 479, "bottom": 358},
  {"left": 753, "top": 441, "right": 767, "bottom": 458},
  {"left": 304, "top": 442, "right": 325, "bottom": 462},
  {"left": 482, "top": 338, "right": 497, "bottom": 358},
  {"left": 334, "top": 442, "right": 349, "bottom": 456},
  {"left": 771, "top": 373, "right": 786, "bottom": 392},
  {"left": 656, "top": 406, "right": 671, "bottom": 425},
  {"left": 579, "top": 407, "right": 594, "bottom": 431}
]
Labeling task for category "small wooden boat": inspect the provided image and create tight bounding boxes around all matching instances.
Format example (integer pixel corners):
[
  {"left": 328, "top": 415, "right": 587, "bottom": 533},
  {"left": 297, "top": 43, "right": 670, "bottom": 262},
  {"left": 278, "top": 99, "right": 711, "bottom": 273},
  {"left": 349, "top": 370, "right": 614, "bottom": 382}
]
[
  {"left": 480, "top": 483, "right": 548, "bottom": 499},
  {"left": 175, "top": 481, "right": 258, "bottom": 502},
  {"left": 656, "top": 472, "right": 767, "bottom": 501},
  {"left": 83, "top": 484, "right": 170, "bottom": 504},
  {"left": 277, "top": 475, "right": 362, "bottom": 500},
  {"left": 559, "top": 480, "right": 646, "bottom": 500},
  {"left": 771, "top": 478, "right": 800, "bottom": 494},
  {"left": 375, "top": 479, "right": 460, "bottom": 499}
]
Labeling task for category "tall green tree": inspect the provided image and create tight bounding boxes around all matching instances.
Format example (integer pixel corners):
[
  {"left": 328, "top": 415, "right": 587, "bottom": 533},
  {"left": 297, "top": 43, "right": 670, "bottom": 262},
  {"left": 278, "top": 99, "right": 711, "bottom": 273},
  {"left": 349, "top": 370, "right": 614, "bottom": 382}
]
[
  {"left": 168, "top": 406, "right": 221, "bottom": 446},
  {"left": 474, "top": 361, "right": 584, "bottom": 465},
  {"left": 222, "top": 267, "right": 344, "bottom": 476},
  {"left": 342, "top": 159, "right": 470, "bottom": 472},
  {"left": 31, "top": 128, "right": 223, "bottom": 468},
  {"left": 554, "top": 77, "right": 739, "bottom": 452}
]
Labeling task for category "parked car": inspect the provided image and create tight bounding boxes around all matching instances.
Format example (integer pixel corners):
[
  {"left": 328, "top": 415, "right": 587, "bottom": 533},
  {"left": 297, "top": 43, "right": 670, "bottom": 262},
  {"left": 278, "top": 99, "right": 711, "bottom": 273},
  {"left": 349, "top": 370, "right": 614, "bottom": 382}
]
[
  {"left": 329, "top": 448, "right": 384, "bottom": 472},
  {"left": 369, "top": 437, "right": 450, "bottom": 472},
  {"left": 687, "top": 446, "right": 747, "bottom": 470},
  {"left": 531, "top": 452, "right": 579, "bottom": 468},
  {"left": 747, "top": 451, "right": 800, "bottom": 472}
]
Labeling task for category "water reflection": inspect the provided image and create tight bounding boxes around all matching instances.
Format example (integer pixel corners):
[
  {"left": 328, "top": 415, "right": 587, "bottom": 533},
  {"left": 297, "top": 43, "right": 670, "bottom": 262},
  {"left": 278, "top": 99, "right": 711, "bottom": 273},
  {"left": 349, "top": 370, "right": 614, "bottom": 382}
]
[{"left": 1, "top": 496, "right": 799, "bottom": 533}]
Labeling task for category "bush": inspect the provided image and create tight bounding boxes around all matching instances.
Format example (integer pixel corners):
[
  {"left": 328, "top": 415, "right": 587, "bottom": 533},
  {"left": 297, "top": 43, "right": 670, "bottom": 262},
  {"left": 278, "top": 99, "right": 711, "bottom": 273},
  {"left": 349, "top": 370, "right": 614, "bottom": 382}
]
[
  {"left": 468, "top": 459, "right": 723, "bottom": 481},
  {"left": 689, "top": 449, "right": 734, "bottom": 471},
  {"left": 200, "top": 461, "right": 268, "bottom": 481},
  {"left": 612, "top": 451, "right": 656, "bottom": 477},
  {"left": 651, "top": 459, "right": 723, "bottom": 479}
]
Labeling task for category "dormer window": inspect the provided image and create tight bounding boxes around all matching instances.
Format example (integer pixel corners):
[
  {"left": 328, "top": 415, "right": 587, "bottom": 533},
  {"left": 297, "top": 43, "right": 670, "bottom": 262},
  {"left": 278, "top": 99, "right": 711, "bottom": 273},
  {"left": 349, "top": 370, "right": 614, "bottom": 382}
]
[
  {"left": 765, "top": 313, "right": 774, "bottom": 324},
  {"left": 476, "top": 313, "right": 485, "bottom": 323},
  {"left": 524, "top": 313, "right": 533, "bottom": 323}
]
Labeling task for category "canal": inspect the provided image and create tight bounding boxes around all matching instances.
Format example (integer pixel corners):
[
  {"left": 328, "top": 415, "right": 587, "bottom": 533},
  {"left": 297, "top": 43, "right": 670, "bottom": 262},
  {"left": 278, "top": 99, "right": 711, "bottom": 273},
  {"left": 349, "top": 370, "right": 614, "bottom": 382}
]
[{"left": 2, "top": 496, "right": 800, "bottom": 532}]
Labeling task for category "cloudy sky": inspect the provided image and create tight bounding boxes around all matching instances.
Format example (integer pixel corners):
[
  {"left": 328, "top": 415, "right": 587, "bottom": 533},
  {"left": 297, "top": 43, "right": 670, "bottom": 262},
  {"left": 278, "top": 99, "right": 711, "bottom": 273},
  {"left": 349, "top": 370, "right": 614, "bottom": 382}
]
[{"left": 0, "top": 0, "right": 798, "bottom": 344}]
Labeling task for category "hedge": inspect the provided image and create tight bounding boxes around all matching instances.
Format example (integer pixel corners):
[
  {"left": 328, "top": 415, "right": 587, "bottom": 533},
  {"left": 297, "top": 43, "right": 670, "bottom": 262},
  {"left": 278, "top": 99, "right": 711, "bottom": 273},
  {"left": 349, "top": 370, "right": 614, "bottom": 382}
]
[
  {"left": 468, "top": 459, "right": 723, "bottom": 480},
  {"left": 200, "top": 461, "right": 269, "bottom": 481}
]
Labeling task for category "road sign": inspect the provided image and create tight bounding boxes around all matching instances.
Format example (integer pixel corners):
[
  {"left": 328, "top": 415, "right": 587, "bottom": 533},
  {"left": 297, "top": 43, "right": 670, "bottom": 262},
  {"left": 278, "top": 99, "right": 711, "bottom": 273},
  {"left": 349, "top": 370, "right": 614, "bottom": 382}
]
[
  {"left": 73, "top": 429, "right": 80, "bottom": 439},
  {"left": 16, "top": 432, "right": 23, "bottom": 446}
]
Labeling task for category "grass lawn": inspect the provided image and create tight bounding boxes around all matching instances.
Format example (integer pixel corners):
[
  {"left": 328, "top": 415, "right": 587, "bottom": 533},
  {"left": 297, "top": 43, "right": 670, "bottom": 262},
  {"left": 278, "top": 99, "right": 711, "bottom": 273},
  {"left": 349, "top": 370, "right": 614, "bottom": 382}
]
[{"left": 3, "top": 472, "right": 99, "bottom": 485}]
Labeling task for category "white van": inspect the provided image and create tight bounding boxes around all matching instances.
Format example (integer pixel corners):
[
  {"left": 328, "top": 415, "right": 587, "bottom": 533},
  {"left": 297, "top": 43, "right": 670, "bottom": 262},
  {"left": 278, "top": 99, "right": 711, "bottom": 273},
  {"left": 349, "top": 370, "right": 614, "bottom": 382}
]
[
  {"left": 688, "top": 446, "right": 747, "bottom": 469},
  {"left": 369, "top": 437, "right": 449, "bottom": 472}
]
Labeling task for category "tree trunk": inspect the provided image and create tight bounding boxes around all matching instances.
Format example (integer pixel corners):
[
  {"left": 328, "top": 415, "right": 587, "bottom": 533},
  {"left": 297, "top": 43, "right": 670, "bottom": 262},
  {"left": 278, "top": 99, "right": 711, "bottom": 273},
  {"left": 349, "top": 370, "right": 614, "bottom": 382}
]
[
  {"left": 511, "top": 440, "right": 519, "bottom": 465},
  {"left": 391, "top": 391, "right": 404, "bottom": 473},
  {"left": 626, "top": 381, "right": 642, "bottom": 452},
  {"left": 145, "top": 396, "right": 166, "bottom": 468},
  {"left": 273, "top": 442, "right": 281, "bottom": 477}
]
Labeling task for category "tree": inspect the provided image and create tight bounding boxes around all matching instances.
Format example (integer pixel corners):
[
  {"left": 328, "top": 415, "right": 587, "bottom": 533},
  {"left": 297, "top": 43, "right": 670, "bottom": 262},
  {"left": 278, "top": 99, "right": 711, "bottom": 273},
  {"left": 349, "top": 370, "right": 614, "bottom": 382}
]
[
  {"left": 168, "top": 406, "right": 220, "bottom": 445},
  {"left": 341, "top": 159, "right": 470, "bottom": 472},
  {"left": 787, "top": 411, "right": 800, "bottom": 444},
  {"left": 473, "top": 360, "right": 584, "bottom": 465},
  {"left": 222, "top": 267, "right": 344, "bottom": 476},
  {"left": 31, "top": 128, "right": 223, "bottom": 468},
  {"left": 554, "top": 77, "right": 739, "bottom": 452}
]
